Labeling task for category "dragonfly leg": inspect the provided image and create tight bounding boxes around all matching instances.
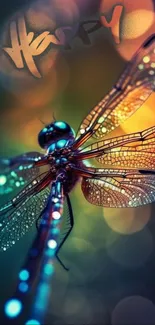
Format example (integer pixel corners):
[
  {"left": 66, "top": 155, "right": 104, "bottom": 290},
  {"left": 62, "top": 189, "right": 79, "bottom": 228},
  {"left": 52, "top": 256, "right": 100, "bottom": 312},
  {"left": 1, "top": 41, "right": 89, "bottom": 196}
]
[
  {"left": 56, "top": 194, "right": 74, "bottom": 271},
  {"left": 34, "top": 195, "right": 72, "bottom": 271},
  {"left": 36, "top": 218, "right": 40, "bottom": 231},
  {"left": 56, "top": 255, "right": 69, "bottom": 271},
  {"left": 34, "top": 196, "right": 72, "bottom": 271}
]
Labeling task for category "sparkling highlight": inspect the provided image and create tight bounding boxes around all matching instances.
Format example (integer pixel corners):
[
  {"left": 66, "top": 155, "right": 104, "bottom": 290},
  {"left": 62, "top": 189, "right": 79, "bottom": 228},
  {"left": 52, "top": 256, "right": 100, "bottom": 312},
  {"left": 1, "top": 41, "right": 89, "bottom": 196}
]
[
  {"left": 4, "top": 299, "right": 22, "bottom": 318},
  {"left": 47, "top": 239, "right": 57, "bottom": 249}
]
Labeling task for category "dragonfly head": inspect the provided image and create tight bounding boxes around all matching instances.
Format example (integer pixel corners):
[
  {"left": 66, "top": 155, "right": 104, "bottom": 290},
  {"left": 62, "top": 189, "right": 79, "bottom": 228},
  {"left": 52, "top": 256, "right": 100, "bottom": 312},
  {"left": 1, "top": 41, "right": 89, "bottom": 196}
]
[{"left": 38, "top": 121, "right": 75, "bottom": 149}]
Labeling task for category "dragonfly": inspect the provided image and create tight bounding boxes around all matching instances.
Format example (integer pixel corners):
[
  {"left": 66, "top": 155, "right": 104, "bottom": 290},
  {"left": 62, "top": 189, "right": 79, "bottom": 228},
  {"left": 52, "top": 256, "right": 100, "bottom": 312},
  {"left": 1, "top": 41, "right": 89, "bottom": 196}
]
[{"left": 1, "top": 34, "right": 155, "bottom": 324}]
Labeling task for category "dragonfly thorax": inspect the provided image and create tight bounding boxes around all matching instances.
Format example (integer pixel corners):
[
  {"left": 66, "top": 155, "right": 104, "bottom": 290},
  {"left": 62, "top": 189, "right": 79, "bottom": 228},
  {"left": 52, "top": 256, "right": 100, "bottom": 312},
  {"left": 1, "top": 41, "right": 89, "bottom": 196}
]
[
  {"left": 38, "top": 121, "right": 75, "bottom": 149},
  {"left": 47, "top": 141, "right": 69, "bottom": 167},
  {"left": 45, "top": 136, "right": 83, "bottom": 193}
]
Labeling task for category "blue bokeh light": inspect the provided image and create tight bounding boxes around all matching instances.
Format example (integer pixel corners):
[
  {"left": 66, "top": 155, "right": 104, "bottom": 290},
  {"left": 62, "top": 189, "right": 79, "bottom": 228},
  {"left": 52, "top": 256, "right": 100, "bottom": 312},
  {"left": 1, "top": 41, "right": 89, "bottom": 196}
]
[
  {"left": 18, "top": 282, "right": 29, "bottom": 293},
  {"left": 25, "top": 319, "right": 40, "bottom": 325},
  {"left": 43, "top": 263, "right": 54, "bottom": 276},
  {"left": 52, "top": 227, "right": 60, "bottom": 235},
  {"left": 4, "top": 299, "right": 22, "bottom": 318},
  {"left": 19, "top": 269, "right": 29, "bottom": 281}
]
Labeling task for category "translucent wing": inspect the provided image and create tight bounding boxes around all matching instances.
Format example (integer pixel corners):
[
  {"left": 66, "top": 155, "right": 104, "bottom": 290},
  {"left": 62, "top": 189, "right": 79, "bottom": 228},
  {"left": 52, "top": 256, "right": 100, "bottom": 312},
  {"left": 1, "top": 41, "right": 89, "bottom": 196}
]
[
  {"left": 0, "top": 171, "right": 51, "bottom": 251},
  {"left": 0, "top": 151, "right": 43, "bottom": 169},
  {"left": 0, "top": 152, "right": 45, "bottom": 196},
  {"left": 81, "top": 169, "right": 155, "bottom": 208},
  {"left": 81, "top": 126, "right": 155, "bottom": 169},
  {"left": 98, "top": 146, "right": 155, "bottom": 170},
  {"left": 77, "top": 35, "right": 155, "bottom": 139}
]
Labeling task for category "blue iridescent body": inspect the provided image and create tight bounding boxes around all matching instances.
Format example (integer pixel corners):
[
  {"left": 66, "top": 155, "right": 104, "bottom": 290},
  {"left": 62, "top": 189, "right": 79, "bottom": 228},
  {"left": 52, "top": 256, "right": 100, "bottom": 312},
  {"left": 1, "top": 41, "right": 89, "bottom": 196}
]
[{"left": 38, "top": 121, "right": 83, "bottom": 193}]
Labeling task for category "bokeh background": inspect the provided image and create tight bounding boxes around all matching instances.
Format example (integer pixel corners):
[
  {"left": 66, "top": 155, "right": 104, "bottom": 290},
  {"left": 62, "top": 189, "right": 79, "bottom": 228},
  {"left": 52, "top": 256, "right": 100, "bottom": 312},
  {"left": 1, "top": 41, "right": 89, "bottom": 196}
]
[{"left": 0, "top": 0, "right": 155, "bottom": 324}]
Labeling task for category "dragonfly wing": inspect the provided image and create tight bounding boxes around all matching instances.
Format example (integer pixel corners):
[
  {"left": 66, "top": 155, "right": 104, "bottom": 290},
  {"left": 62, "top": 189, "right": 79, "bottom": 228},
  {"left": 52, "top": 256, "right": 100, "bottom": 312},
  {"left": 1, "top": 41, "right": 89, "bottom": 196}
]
[
  {"left": 0, "top": 171, "right": 51, "bottom": 251},
  {"left": 0, "top": 152, "right": 48, "bottom": 197},
  {"left": 0, "top": 151, "right": 43, "bottom": 170},
  {"left": 95, "top": 126, "right": 155, "bottom": 169},
  {"left": 81, "top": 169, "right": 155, "bottom": 208},
  {"left": 76, "top": 35, "right": 155, "bottom": 140},
  {"left": 98, "top": 149, "right": 155, "bottom": 169}
]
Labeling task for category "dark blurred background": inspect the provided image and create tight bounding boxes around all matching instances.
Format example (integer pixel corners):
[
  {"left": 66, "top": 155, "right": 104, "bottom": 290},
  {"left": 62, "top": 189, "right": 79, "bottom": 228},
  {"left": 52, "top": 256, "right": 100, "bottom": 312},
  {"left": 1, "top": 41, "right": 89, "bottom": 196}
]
[{"left": 0, "top": 0, "right": 155, "bottom": 324}]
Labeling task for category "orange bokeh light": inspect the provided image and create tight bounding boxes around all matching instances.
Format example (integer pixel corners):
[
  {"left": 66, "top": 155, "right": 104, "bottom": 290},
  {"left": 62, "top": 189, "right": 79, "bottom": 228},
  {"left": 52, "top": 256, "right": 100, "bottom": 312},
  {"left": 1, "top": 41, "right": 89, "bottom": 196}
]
[
  {"left": 104, "top": 205, "right": 150, "bottom": 235},
  {"left": 113, "top": 10, "right": 154, "bottom": 40},
  {"left": 100, "top": 0, "right": 154, "bottom": 13},
  {"left": 121, "top": 93, "right": 155, "bottom": 134},
  {"left": 100, "top": 0, "right": 155, "bottom": 60}
]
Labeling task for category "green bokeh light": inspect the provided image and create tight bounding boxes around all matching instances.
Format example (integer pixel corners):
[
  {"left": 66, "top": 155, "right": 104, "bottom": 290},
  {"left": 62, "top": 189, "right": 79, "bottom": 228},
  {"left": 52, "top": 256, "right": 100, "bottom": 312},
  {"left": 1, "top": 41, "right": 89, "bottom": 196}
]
[{"left": 0, "top": 175, "right": 7, "bottom": 186}]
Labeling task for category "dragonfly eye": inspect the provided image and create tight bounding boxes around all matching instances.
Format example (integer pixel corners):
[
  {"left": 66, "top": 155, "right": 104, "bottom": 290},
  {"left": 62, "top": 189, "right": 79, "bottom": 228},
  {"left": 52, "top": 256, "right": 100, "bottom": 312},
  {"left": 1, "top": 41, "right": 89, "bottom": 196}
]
[{"left": 38, "top": 121, "right": 75, "bottom": 149}]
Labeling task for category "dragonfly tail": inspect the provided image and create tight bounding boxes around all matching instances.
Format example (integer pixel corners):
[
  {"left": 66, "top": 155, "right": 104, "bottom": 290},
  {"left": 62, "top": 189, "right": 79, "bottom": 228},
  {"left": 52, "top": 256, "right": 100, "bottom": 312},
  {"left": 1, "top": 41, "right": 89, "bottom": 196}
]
[{"left": 4, "top": 179, "right": 65, "bottom": 324}]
